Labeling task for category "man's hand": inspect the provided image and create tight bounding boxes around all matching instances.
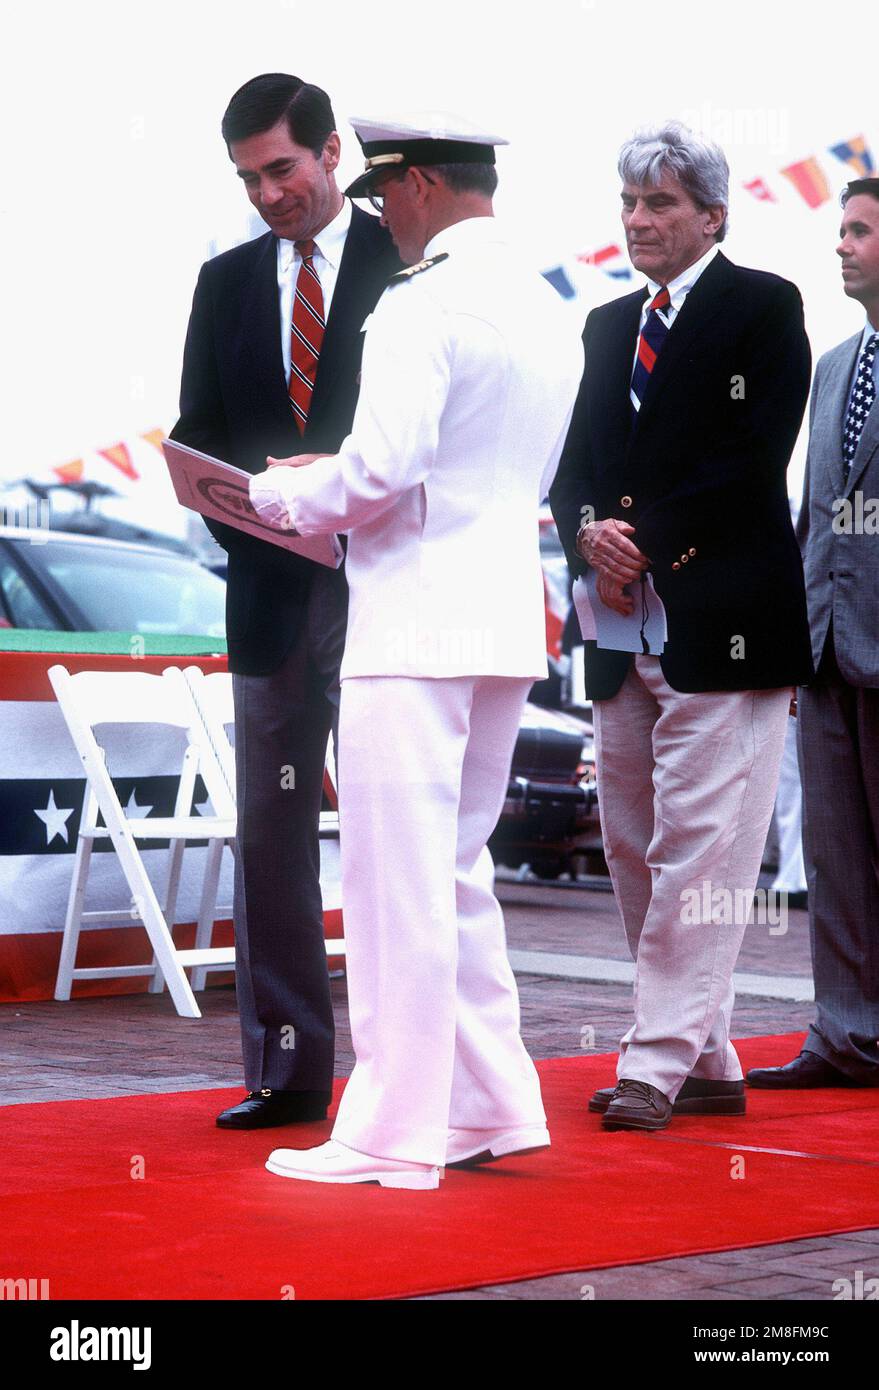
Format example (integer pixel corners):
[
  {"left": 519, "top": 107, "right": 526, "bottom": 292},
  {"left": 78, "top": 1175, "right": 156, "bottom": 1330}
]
[
  {"left": 577, "top": 518, "right": 649, "bottom": 584},
  {"left": 596, "top": 572, "right": 636, "bottom": 617},
  {"left": 266, "top": 452, "right": 330, "bottom": 469}
]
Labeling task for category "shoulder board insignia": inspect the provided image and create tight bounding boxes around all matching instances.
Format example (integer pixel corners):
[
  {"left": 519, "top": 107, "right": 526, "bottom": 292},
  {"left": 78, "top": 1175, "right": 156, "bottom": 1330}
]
[{"left": 388, "top": 252, "right": 449, "bottom": 284}]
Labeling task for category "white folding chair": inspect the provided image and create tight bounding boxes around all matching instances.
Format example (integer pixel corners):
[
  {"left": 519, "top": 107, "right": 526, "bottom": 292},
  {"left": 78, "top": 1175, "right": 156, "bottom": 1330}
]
[
  {"left": 180, "top": 667, "right": 237, "bottom": 990},
  {"left": 48, "top": 664, "right": 237, "bottom": 1019},
  {"left": 182, "top": 667, "right": 236, "bottom": 801},
  {"left": 183, "top": 665, "right": 345, "bottom": 963}
]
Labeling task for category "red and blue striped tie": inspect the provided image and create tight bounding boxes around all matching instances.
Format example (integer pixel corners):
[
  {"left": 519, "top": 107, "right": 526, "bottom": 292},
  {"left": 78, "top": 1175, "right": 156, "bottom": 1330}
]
[
  {"left": 630, "top": 286, "right": 671, "bottom": 413},
  {"left": 288, "top": 239, "right": 325, "bottom": 435}
]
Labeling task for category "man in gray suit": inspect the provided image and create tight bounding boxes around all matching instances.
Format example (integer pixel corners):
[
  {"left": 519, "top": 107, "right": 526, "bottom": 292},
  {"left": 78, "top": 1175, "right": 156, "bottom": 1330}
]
[{"left": 749, "top": 177, "right": 879, "bottom": 1090}]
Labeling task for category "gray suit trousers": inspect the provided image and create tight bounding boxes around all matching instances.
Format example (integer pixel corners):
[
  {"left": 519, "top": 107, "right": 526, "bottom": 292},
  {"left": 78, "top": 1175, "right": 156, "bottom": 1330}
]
[
  {"left": 799, "top": 633, "right": 879, "bottom": 1080},
  {"left": 231, "top": 565, "right": 347, "bottom": 1092}
]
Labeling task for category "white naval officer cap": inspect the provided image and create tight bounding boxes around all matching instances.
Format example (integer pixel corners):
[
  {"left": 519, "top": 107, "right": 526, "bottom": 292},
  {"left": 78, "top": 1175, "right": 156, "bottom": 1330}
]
[{"left": 344, "top": 111, "right": 509, "bottom": 199}]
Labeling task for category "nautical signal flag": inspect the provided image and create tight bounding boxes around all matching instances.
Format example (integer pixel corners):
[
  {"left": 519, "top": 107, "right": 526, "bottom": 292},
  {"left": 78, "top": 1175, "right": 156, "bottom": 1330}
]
[
  {"left": 780, "top": 156, "right": 831, "bottom": 209},
  {"left": 542, "top": 266, "right": 577, "bottom": 300},
  {"left": 98, "top": 441, "right": 139, "bottom": 482},
  {"left": 577, "top": 243, "right": 633, "bottom": 280},
  {"left": 743, "top": 177, "right": 777, "bottom": 204},
  {"left": 140, "top": 428, "right": 166, "bottom": 453},
  {"left": 829, "top": 135, "right": 876, "bottom": 178},
  {"left": 54, "top": 459, "right": 84, "bottom": 484}
]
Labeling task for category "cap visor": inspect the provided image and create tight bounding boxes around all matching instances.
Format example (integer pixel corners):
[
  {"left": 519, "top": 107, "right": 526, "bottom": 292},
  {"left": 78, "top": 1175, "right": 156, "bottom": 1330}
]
[{"left": 344, "top": 168, "right": 381, "bottom": 199}]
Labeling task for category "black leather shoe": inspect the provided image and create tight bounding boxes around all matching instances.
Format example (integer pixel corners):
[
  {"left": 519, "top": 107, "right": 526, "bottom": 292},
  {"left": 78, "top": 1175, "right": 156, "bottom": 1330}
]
[
  {"left": 746, "top": 1050, "right": 863, "bottom": 1090},
  {"left": 216, "top": 1089, "right": 331, "bottom": 1129},
  {"left": 602, "top": 1079, "right": 672, "bottom": 1131},
  {"left": 590, "top": 1077, "right": 746, "bottom": 1115},
  {"left": 753, "top": 889, "right": 808, "bottom": 911}
]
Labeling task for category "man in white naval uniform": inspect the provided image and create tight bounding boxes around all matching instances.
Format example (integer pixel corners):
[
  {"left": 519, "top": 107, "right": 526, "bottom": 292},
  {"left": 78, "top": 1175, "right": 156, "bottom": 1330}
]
[{"left": 248, "top": 114, "right": 584, "bottom": 1189}]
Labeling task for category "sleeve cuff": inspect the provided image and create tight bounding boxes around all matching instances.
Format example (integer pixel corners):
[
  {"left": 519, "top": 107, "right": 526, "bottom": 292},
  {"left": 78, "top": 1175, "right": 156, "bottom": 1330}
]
[{"left": 249, "top": 470, "right": 297, "bottom": 531}]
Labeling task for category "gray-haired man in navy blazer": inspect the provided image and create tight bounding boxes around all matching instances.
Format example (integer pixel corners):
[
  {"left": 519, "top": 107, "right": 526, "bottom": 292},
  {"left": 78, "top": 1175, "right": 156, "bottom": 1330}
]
[
  {"left": 552, "top": 123, "right": 813, "bottom": 1132},
  {"left": 171, "top": 74, "right": 400, "bottom": 1128},
  {"left": 749, "top": 178, "right": 879, "bottom": 1091}
]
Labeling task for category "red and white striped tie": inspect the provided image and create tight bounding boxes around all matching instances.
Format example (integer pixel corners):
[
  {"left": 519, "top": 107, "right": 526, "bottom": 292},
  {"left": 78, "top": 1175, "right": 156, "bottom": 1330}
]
[{"left": 288, "top": 239, "right": 325, "bottom": 434}]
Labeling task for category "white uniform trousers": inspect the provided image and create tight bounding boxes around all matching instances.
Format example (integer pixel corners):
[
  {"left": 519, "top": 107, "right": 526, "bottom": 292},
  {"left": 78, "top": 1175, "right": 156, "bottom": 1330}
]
[
  {"left": 330, "top": 674, "right": 547, "bottom": 1166},
  {"left": 592, "top": 655, "right": 790, "bottom": 1101}
]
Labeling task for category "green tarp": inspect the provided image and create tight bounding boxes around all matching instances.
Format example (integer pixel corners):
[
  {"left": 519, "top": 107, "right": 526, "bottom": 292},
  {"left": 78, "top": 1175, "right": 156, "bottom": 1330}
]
[{"left": 0, "top": 630, "right": 227, "bottom": 656}]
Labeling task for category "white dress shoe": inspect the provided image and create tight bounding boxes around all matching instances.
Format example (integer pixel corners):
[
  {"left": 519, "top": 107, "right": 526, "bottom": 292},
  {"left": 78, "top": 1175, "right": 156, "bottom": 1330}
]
[
  {"left": 265, "top": 1139, "right": 440, "bottom": 1190},
  {"left": 445, "top": 1124, "right": 551, "bottom": 1167}
]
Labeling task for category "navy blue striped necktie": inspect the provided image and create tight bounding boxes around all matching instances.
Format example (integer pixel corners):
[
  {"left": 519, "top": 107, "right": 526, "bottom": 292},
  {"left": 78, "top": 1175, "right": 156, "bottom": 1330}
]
[{"left": 631, "top": 286, "right": 671, "bottom": 413}]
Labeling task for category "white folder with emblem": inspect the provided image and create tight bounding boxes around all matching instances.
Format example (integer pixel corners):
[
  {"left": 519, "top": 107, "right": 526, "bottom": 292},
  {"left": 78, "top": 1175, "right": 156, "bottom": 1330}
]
[{"left": 162, "top": 439, "right": 344, "bottom": 569}]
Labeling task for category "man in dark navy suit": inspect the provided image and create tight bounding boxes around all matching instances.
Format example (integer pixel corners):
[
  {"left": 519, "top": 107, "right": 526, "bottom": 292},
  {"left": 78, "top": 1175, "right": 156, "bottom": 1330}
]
[
  {"left": 171, "top": 73, "right": 400, "bottom": 1128},
  {"left": 551, "top": 122, "right": 812, "bottom": 1133}
]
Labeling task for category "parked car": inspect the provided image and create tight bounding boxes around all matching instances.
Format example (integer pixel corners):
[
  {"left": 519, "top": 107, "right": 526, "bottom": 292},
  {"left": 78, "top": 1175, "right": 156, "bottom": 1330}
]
[
  {"left": 2, "top": 479, "right": 203, "bottom": 559},
  {"left": 490, "top": 702, "right": 600, "bottom": 880},
  {"left": 490, "top": 511, "right": 603, "bottom": 877},
  {"left": 0, "top": 527, "right": 226, "bottom": 636}
]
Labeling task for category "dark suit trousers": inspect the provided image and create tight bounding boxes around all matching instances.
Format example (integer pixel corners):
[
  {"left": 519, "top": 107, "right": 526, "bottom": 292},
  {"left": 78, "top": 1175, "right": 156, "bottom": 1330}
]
[
  {"left": 798, "top": 633, "right": 879, "bottom": 1080},
  {"left": 231, "top": 565, "right": 347, "bottom": 1092}
]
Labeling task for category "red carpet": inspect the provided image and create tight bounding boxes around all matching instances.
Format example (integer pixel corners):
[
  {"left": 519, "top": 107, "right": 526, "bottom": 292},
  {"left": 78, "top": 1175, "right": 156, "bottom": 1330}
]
[{"left": 4, "top": 1033, "right": 879, "bottom": 1300}]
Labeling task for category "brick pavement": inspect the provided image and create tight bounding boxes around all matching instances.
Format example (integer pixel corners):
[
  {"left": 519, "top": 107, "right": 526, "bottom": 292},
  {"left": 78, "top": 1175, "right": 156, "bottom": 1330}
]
[
  {"left": 1, "top": 882, "right": 875, "bottom": 1301},
  {"left": 499, "top": 873, "right": 813, "bottom": 978}
]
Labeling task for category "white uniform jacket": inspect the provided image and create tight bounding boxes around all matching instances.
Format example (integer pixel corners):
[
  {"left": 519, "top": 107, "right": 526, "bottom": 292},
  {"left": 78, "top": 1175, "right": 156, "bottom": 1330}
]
[{"left": 251, "top": 216, "right": 584, "bottom": 680}]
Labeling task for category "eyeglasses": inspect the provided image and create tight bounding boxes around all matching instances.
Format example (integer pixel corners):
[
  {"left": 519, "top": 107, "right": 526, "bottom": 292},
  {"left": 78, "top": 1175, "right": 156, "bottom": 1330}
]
[
  {"left": 367, "top": 172, "right": 403, "bottom": 213},
  {"left": 367, "top": 169, "right": 435, "bottom": 213}
]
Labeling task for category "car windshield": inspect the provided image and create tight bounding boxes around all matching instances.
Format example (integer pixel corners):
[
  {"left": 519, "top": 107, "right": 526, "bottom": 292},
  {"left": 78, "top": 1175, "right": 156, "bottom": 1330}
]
[{"left": 21, "top": 541, "right": 226, "bottom": 636}]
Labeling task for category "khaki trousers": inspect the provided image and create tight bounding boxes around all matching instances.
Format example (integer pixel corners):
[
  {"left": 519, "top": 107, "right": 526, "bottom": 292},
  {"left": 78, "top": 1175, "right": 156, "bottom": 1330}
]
[{"left": 593, "top": 656, "right": 790, "bottom": 1100}]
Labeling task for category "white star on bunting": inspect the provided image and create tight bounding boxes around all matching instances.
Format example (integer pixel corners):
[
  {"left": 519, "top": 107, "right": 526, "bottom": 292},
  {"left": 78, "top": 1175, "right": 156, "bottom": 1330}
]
[
  {"left": 124, "top": 789, "right": 154, "bottom": 819},
  {"left": 35, "top": 790, "right": 75, "bottom": 846}
]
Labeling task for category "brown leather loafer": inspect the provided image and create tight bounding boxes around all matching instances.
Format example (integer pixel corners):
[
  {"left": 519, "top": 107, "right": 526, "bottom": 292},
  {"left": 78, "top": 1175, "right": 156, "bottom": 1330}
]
[
  {"left": 602, "top": 1078, "right": 673, "bottom": 1131},
  {"left": 590, "top": 1077, "right": 746, "bottom": 1115}
]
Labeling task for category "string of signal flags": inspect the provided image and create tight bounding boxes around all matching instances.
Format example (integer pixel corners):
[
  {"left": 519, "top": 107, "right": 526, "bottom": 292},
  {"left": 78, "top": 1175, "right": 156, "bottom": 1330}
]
[{"left": 51, "top": 429, "right": 166, "bottom": 488}]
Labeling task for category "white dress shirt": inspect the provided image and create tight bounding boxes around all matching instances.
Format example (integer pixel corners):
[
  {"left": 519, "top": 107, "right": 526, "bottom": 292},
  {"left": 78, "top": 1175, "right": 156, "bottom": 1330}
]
[
  {"left": 251, "top": 216, "right": 584, "bottom": 680},
  {"left": 276, "top": 197, "right": 352, "bottom": 382},
  {"left": 630, "top": 243, "right": 720, "bottom": 409}
]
